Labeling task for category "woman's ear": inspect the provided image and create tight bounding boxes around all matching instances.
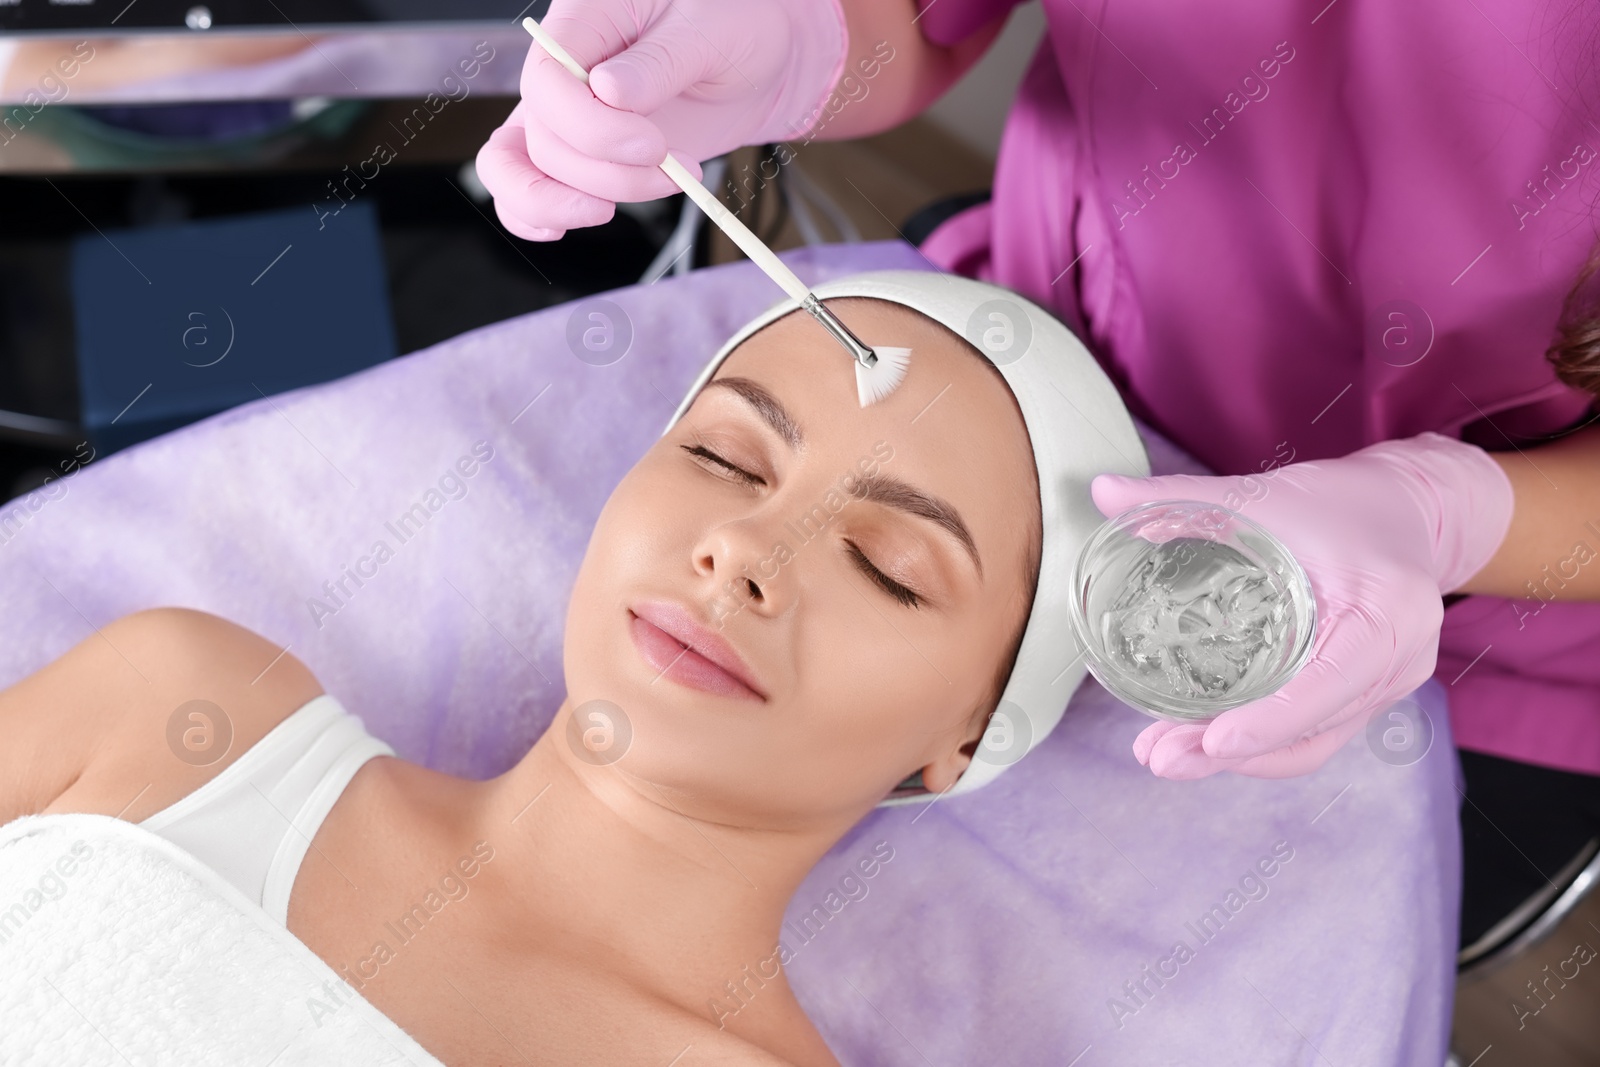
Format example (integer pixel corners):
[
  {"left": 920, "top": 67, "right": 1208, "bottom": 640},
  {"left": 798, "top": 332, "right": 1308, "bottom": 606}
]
[{"left": 919, "top": 710, "right": 989, "bottom": 795}]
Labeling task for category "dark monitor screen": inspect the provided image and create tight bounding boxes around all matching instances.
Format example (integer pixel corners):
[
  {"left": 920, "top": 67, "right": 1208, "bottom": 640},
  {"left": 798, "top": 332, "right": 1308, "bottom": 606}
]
[{"left": 0, "top": 0, "right": 546, "bottom": 32}]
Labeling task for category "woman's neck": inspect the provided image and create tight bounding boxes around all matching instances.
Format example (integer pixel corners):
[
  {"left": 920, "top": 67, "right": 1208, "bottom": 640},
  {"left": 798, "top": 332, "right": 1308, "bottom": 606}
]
[{"left": 456, "top": 699, "right": 855, "bottom": 1014}]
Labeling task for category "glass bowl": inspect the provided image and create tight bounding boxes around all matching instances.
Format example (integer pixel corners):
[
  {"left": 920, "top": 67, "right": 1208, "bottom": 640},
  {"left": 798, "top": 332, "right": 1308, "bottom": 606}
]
[{"left": 1067, "top": 500, "right": 1317, "bottom": 724}]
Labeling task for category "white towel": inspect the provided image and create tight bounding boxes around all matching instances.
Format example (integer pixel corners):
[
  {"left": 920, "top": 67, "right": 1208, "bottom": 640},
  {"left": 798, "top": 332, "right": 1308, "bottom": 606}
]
[{"left": 0, "top": 813, "right": 445, "bottom": 1067}]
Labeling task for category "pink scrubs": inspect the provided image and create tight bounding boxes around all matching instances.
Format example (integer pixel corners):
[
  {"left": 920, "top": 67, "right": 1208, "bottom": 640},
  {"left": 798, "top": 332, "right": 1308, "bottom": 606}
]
[{"left": 915, "top": 0, "right": 1600, "bottom": 773}]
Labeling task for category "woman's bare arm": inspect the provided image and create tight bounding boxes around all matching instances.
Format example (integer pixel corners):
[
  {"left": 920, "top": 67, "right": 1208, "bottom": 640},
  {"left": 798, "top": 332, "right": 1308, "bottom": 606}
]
[
  {"left": 1458, "top": 423, "right": 1600, "bottom": 601},
  {"left": 805, "top": 0, "right": 1013, "bottom": 141},
  {"left": 0, "top": 607, "right": 323, "bottom": 826}
]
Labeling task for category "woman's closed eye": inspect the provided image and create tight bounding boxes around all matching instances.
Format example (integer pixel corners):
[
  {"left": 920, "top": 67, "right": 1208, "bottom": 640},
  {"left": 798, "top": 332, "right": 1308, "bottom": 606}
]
[
  {"left": 845, "top": 541, "right": 922, "bottom": 609},
  {"left": 681, "top": 443, "right": 764, "bottom": 487},
  {"left": 682, "top": 441, "right": 921, "bottom": 608}
]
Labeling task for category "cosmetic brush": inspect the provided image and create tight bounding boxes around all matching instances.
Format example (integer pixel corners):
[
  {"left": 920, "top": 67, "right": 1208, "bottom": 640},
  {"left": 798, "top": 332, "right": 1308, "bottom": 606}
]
[{"left": 521, "top": 16, "right": 911, "bottom": 407}]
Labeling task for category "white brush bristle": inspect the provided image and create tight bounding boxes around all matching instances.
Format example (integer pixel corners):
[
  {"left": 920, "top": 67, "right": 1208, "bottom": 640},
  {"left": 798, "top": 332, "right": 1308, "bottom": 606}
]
[{"left": 855, "top": 346, "right": 912, "bottom": 407}]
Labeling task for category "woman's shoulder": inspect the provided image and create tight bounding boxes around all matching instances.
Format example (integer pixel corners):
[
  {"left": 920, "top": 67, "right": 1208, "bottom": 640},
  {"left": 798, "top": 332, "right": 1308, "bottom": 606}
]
[{"left": 29, "top": 607, "right": 325, "bottom": 823}]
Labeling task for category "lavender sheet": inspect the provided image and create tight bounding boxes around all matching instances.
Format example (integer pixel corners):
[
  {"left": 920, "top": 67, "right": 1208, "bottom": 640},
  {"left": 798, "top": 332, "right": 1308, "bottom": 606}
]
[{"left": 0, "top": 240, "right": 1457, "bottom": 1065}]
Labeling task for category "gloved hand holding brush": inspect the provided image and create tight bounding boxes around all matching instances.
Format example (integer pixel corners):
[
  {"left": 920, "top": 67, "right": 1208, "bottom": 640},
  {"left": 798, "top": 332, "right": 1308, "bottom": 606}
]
[{"left": 475, "top": 0, "right": 849, "bottom": 241}]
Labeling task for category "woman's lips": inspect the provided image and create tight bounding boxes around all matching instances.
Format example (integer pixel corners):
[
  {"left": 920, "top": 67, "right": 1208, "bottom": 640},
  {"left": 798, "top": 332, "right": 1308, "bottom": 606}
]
[{"left": 628, "top": 607, "right": 765, "bottom": 702}]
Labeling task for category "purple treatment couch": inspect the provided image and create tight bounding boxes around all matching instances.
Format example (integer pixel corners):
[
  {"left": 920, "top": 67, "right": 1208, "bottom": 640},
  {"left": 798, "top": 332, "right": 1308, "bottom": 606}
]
[{"left": 0, "top": 240, "right": 1458, "bottom": 1065}]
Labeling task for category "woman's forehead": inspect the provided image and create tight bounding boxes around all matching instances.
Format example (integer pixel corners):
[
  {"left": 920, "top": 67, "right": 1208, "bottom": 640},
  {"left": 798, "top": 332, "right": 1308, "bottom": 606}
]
[
  {"left": 706, "top": 302, "right": 1039, "bottom": 562},
  {"left": 718, "top": 300, "right": 1031, "bottom": 456}
]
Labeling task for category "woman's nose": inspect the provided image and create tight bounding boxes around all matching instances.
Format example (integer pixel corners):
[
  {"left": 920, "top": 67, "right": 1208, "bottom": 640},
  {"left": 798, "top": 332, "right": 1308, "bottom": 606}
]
[{"left": 692, "top": 514, "right": 794, "bottom": 621}]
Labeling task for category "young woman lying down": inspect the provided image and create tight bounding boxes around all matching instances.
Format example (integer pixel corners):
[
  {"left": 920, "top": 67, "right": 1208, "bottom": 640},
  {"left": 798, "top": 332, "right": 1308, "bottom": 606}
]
[{"left": 0, "top": 270, "right": 1145, "bottom": 1065}]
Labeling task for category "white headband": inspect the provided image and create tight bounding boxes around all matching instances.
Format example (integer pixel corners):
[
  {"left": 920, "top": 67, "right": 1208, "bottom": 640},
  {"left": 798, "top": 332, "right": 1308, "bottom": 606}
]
[{"left": 664, "top": 270, "right": 1149, "bottom": 804}]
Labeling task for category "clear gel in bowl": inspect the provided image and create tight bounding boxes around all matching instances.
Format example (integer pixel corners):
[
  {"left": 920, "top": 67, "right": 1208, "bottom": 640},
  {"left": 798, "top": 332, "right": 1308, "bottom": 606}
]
[{"left": 1067, "top": 500, "right": 1317, "bottom": 723}]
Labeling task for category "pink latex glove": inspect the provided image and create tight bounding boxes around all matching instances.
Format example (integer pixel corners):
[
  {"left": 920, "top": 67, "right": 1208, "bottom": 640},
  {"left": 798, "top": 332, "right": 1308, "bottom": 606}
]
[
  {"left": 1089, "top": 431, "right": 1515, "bottom": 779},
  {"left": 475, "top": 0, "right": 849, "bottom": 241}
]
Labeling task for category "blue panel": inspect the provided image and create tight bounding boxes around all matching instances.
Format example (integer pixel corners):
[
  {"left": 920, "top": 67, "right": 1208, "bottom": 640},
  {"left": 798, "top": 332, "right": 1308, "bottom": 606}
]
[{"left": 71, "top": 199, "right": 396, "bottom": 455}]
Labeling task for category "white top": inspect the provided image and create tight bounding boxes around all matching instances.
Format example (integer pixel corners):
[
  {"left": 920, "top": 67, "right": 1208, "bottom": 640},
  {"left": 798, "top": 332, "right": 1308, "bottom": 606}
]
[{"left": 138, "top": 694, "right": 394, "bottom": 926}]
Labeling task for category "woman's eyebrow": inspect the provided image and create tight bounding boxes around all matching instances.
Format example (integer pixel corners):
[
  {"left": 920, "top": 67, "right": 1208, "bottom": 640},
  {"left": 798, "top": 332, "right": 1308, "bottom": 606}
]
[
  {"left": 850, "top": 471, "right": 983, "bottom": 580},
  {"left": 703, "top": 376, "right": 803, "bottom": 449}
]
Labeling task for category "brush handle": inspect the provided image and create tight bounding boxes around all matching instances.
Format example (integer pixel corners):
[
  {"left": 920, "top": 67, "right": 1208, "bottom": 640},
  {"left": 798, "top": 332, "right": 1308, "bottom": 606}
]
[{"left": 521, "top": 16, "right": 811, "bottom": 305}]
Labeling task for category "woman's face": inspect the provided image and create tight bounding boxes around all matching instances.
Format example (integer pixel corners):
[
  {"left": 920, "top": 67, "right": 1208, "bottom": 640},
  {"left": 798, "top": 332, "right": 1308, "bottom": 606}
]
[{"left": 563, "top": 298, "right": 1039, "bottom": 828}]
